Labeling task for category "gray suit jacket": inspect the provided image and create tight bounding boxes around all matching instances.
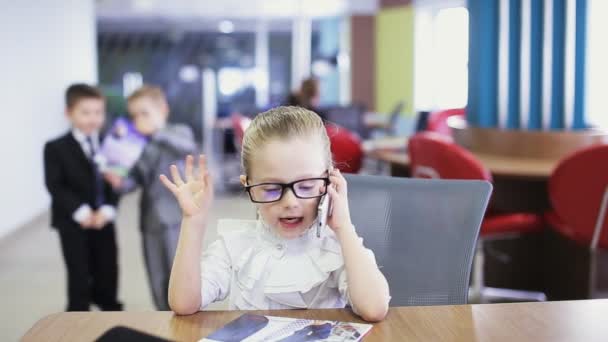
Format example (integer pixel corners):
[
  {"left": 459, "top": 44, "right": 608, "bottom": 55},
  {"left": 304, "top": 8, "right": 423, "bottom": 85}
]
[{"left": 123, "top": 124, "right": 197, "bottom": 231}]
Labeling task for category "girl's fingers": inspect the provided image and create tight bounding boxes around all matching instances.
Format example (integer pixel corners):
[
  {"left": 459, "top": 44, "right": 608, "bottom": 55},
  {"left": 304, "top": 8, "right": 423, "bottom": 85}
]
[
  {"left": 170, "top": 164, "right": 184, "bottom": 186},
  {"left": 330, "top": 169, "right": 344, "bottom": 182},
  {"left": 327, "top": 183, "right": 338, "bottom": 197},
  {"left": 159, "top": 174, "right": 178, "bottom": 194},
  {"left": 200, "top": 155, "right": 214, "bottom": 191},
  {"left": 329, "top": 176, "right": 339, "bottom": 192},
  {"left": 329, "top": 175, "right": 347, "bottom": 193},
  {"left": 198, "top": 154, "right": 207, "bottom": 180},
  {"left": 203, "top": 169, "right": 212, "bottom": 186},
  {"left": 327, "top": 184, "right": 341, "bottom": 205},
  {"left": 204, "top": 171, "right": 214, "bottom": 193},
  {"left": 185, "top": 155, "right": 194, "bottom": 182},
  {"left": 334, "top": 168, "right": 345, "bottom": 178}
]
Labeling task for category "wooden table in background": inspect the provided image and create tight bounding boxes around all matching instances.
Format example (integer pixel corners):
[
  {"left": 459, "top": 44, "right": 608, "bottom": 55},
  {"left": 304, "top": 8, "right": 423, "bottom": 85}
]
[
  {"left": 364, "top": 137, "right": 558, "bottom": 179},
  {"left": 22, "top": 300, "right": 608, "bottom": 342}
]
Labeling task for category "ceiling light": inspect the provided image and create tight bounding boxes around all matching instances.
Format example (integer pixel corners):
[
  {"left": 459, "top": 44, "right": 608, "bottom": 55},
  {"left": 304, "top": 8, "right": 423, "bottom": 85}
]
[{"left": 218, "top": 20, "right": 235, "bottom": 34}]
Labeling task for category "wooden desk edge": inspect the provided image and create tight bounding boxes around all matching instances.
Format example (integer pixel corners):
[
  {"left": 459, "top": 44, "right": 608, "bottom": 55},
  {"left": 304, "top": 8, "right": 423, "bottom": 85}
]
[
  {"left": 22, "top": 312, "right": 63, "bottom": 340},
  {"left": 366, "top": 148, "right": 556, "bottom": 179},
  {"left": 22, "top": 301, "right": 608, "bottom": 342}
]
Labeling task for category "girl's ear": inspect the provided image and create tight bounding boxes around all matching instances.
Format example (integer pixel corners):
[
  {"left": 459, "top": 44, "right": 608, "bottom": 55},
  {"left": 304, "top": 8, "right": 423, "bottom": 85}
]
[{"left": 239, "top": 175, "right": 247, "bottom": 187}]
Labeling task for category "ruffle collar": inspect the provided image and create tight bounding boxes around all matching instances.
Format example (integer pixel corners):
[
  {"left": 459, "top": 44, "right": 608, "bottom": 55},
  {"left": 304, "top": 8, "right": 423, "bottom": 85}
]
[{"left": 221, "top": 219, "right": 344, "bottom": 308}]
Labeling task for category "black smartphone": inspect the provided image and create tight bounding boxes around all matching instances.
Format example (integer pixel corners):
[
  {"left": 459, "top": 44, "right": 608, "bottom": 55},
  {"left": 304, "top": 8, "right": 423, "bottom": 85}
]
[{"left": 95, "top": 326, "right": 173, "bottom": 342}]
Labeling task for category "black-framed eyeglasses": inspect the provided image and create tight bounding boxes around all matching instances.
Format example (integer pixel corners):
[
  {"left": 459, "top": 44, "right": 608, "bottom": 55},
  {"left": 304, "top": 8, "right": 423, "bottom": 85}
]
[{"left": 245, "top": 177, "right": 330, "bottom": 203}]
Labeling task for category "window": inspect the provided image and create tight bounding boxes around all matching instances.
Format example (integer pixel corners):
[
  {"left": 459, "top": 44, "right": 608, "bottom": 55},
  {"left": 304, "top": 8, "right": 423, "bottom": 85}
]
[{"left": 414, "top": 2, "right": 469, "bottom": 111}]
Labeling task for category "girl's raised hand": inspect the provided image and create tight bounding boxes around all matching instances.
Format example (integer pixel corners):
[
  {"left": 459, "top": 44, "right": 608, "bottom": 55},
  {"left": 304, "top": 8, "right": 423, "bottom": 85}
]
[
  {"left": 160, "top": 155, "right": 214, "bottom": 219},
  {"left": 327, "top": 169, "right": 353, "bottom": 233}
]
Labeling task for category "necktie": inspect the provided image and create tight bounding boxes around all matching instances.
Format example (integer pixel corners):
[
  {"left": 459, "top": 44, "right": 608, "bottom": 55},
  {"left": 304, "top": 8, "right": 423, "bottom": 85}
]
[{"left": 86, "top": 136, "right": 105, "bottom": 208}]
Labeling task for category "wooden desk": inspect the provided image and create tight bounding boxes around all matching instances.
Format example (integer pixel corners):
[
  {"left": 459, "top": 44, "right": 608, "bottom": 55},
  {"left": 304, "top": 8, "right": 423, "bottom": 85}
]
[
  {"left": 22, "top": 300, "right": 608, "bottom": 341},
  {"left": 365, "top": 138, "right": 558, "bottom": 179},
  {"left": 369, "top": 149, "right": 557, "bottom": 179}
]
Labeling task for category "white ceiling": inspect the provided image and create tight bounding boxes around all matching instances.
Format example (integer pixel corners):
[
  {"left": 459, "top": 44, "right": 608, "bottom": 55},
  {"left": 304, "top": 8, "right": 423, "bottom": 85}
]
[{"left": 96, "top": 0, "right": 379, "bottom": 20}]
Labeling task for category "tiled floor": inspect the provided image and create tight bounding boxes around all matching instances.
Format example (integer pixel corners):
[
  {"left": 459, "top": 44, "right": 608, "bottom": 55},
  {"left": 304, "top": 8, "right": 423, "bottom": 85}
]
[{"left": 0, "top": 190, "right": 253, "bottom": 341}]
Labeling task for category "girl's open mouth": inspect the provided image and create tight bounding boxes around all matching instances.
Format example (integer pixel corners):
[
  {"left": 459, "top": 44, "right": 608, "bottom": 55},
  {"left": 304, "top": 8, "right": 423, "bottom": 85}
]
[{"left": 279, "top": 217, "right": 304, "bottom": 229}]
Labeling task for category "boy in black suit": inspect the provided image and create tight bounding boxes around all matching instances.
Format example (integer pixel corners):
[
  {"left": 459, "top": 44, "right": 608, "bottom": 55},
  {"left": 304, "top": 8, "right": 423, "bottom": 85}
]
[{"left": 44, "top": 84, "right": 122, "bottom": 311}]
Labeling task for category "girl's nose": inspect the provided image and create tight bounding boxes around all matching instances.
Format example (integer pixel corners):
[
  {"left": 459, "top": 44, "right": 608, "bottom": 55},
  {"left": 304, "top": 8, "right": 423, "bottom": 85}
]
[{"left": 281, "top": 187, "right": 300, "bottom": 208}]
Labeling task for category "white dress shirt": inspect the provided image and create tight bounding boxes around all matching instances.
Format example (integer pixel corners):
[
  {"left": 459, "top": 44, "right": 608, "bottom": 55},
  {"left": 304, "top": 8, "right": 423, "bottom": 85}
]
[{"left": 199, "top": 219, "right": 381, "bottom": 314}]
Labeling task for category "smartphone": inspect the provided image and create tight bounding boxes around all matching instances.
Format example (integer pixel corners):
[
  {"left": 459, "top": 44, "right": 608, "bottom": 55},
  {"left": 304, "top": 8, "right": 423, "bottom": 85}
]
[
  {"left": 95, "top": 326, "right": 172, "bottom": 342},
  {"left": 317, "top": 194, "right": 332, "bottom": 237}
]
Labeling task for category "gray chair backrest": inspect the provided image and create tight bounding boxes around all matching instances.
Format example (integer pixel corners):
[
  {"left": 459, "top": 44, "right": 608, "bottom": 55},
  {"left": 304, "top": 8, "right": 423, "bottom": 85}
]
[{"left": 344, "top": 174, "right": 492, "bottom": 306}]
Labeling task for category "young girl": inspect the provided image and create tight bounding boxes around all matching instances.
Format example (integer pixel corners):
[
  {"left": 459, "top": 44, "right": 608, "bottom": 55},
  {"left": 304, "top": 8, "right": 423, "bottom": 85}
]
[{"left": 160, "top": 106, "right": 390, "bottom": 322}]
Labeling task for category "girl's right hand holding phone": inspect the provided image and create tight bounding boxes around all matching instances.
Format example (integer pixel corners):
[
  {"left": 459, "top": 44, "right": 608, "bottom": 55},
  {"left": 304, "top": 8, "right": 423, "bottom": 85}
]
[{"left": 160, "top": 154, "right": 214, "bottom": 220}]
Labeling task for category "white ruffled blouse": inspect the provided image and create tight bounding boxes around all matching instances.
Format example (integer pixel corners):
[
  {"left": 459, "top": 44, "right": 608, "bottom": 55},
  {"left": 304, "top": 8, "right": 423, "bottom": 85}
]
[{"left": 199, "top": 219, "right": 375, "bottom": 311}]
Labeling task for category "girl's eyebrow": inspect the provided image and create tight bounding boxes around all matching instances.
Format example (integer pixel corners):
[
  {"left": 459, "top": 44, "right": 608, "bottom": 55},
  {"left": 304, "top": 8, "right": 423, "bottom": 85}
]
[{"left": 255, "top": 171, "right": 328, "bottom": 184}]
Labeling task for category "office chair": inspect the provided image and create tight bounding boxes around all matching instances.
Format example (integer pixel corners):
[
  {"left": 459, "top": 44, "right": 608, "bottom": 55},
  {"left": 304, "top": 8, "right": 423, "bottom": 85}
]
[
  {"left": 546, "top": 144, "right": 608, "bottom": 298},
  {"left": 345, "top": 174, "right": 492, "bottom": 306},
  {"left": 408, "top": 132, "right": 547, "bottom": 303},
  {"left": 326, "top": 124, "right": 364, "bottom": 174}
]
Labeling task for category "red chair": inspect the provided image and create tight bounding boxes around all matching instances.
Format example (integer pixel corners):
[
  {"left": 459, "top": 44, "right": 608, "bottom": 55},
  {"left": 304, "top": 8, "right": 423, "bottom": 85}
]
[
  {"left": 326, "top": 124, "right": 364, "bottom": 174},
  {"left": 426, "top": 108, "right": 465, "bottom": 136},
  {"left": 545, "top": 144, "right": 608, "bottom": 297},
  {"left": 408, "top": 132, "right": 546, "bottom": 302}
]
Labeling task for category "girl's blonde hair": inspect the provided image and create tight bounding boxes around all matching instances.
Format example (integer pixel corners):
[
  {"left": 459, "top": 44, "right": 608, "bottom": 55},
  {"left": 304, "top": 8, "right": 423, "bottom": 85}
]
[{"left": 241, "top": 106, "right": 332, "bottom": 177}]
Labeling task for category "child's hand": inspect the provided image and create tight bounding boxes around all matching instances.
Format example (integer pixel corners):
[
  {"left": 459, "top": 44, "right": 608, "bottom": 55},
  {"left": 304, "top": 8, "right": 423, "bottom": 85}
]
[
  {"left": 91, "top": 211, "right": 109, "bottom": 230},
  {"left": 104, "top": 171, "right": 123, "bottom": 189},
  {"left": 327, "top": 169, "right": 354, "bottom": 233},
  {"left": 79, "top": 215, "right": 95, "bottom": 229},
  {"left": 160, "top": 154, "right": 214, "bottom": 219}
]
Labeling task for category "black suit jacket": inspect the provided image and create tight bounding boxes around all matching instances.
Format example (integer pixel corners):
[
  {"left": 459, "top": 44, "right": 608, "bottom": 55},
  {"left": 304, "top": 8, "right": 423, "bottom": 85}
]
[{"left": 44, "top": 132, "right": 119, "bottom": 230}]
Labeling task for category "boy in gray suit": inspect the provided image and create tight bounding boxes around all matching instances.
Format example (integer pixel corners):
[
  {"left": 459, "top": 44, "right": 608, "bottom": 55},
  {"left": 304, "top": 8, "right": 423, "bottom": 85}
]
[{"left": 105, "top": 85, "right": 197, "bottom": 310}]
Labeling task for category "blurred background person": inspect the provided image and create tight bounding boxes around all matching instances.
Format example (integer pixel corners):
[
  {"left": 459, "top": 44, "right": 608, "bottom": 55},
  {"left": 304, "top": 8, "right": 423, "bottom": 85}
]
[
  {"left": 298, "top": 77, "right": 326, "bottom": 121},
  {"left": 104, "top": 85, "right": 197, "bottom": 310},
  {"left": 43, "top": 84, "right": 122, "bottom": 312}
]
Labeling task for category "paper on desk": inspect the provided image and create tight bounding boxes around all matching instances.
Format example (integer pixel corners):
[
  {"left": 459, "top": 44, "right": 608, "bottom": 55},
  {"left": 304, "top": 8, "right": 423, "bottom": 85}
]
[{"left": 200, "top": 314, "right": 372, "bottom": 342}]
